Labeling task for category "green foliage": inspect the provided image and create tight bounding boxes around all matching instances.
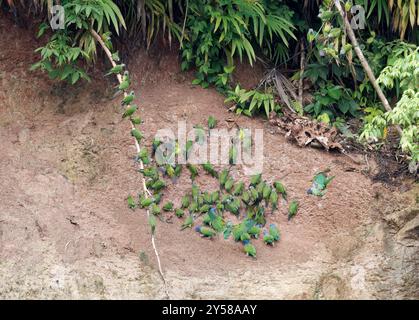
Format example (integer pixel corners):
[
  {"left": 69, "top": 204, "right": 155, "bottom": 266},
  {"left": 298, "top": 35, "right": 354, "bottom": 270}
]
[
  {"left": 32, "top": 0, "right": 126, "bottom": 83},
  {"left": 181, "top": 0, "right": 295, "bottom": 91},
  {"left": 225, "top": 84, "right": 280, "bottom": 117},
  {"left": 31, "top": 31, "right": 91, "bottom": 84},
  {"left": 361, "top": 46, "right": 419, "bottom": 166}
]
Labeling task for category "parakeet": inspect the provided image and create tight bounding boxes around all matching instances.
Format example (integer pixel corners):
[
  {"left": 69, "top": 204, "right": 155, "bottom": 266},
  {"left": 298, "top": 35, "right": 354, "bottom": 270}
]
[
  {"left": 219, "top": 169, "right": 229, "bottom": 189},
  {"left": 202, "top": 163, "right": 218, "bottom": 178},
  {"left": 151, "top": 138, "right": 162, "bottom": 157},
  {"left": 140, "top": 197, "right": 153, "bottom": 208},
  {"left": 165, "top": 164, "right": 175, "bottom": 179},
  {"left": 117, "top": 71, "right": 130, "bottom": 91},
  {"left": 131, "top": 128, "right": 143, "bottom": 143},
  {"left": 224, "top": 178, "right": 235, "bottom": 193},
  {"left": 307, "top": 171, "right": 335, "bottom": 197},
  {"left": 248, "top": 225, "right": 261, "bottom": 239},
  {"left": 105, "top": 63, "right": 125, "bottom": 76},
  {"left": 288, "top": 200, "right": 299, "bottom": 220},
  {"left": 223, "top": 221, "right": 233, "bottom": 239},
  {"left": 127, "top": 195, "right": 136, "bottom": 209},
  {"left": 210, "top": 191, "right": 220, "bottom": 203},
  {"left": 241, "top": 190, "right": 251, "bottom": 205},
  {"left": 174, "top": 164, "right": 182, "bottom": 178},
  {"left": 131, "top": 116, "right": 142, "bottom": 124},
  {"left": 229, "top": 145, "right": 237, "bottom": 165},
  {"left": 175, "top": 208, "right": 184, "bottom": 218},
  {"left": 151, "top": 203, "right": 161, "bottom": 216},
  {"left": 151, "top": 179, "right": 166, "bottom": 192},
  {"left": 137, "top": 148, "right": 150, "bottom": 165},
  {"left": 199, "top": 204, "right": 210, "bottom": 214},
  {"left": 243, "top": 241, "right": 256, "bottom": 258},
  {"left": 269, "top": 223, "right": 280, "bottom": 241},
  {"left": 269, "top": 189, "right": 278, "bottom": 213},
  {"left": 187, "top": 164, "right": 199, "bottom": 181},
  {"left": 195, "top": 226, "right": 216, "bottom": 238},
  {"left": 122, "top": 104, "right": 138, "bottom": 118},
  {"left": 274, "top": 181, "right": 287, "bottom": 200},
  {"left": 153, "top": 192, "right": 162, "bottom": 204},
  {"left": 139, "top": 167, "right": 158, "bottom": 180},
  {"left": 233, "top": 182, "right": 244, "bottom": 196},
  {"left": 262, "top": 183, "right": 271, "bottom": 204},
  {"left": 163, "top": 201, "right": 174, "bottom": 212},
  {"left": 189, "top": 201, "right": 199, "bottom": 214},
  {"left": 148, "top": 214, "right": 156, "bottom": 235},
  {"left": 185, "top": 140, "right": 194, "bottom": 160},
  {"left": 208, "top": 115, "right": 217, "bottom": 130},
  {"left": 121, "top": 91, "right": 135, "bottom": 106},
  {"left": 263, "top": 231, "right": 275, "bottom": 245},
  {"left": 181, "top": 215, "right": 194, "bottom": 230},
  {"left": 181, "top": 195, "right": 190, "bottom": 209},
  {"left": 111, "top": 52, "right": 120, "bottom": 62},
  {"left": 250, "top": 174, "right": 262, "bottom": 187},
  {"left": 240, "top": 232, "right": 251, "bottom": 242}
]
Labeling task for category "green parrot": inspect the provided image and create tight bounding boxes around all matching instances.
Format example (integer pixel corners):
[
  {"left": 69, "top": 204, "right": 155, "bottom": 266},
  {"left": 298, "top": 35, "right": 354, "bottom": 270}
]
[
  {"left": 223, "top": 221, "right": 234, "bottom": 239},
  {"left": 175, "top": 208, "right": 184, "bottom": 218},
  {"left": 151, "top": 179, "right": 166, "bottom": 192},
  {"left": 274, "top": 181, "right": 287, "bottom": 200},
  {"left": 232, "top": 223, "right": 247, "bottom": 242},
  {"left": 163, "top": 201, "right": 174, "bottom": 212},
  {"left": 240, "top": 232, "right": 251, "bottom": 242},
  {"left": 187, "top": 164, "right": 199, "bottom": 181},
  {"left": 130, "top": 116, "right": 142, "bottom": 125},
  {"left": 174, "top": 164, "right": 182, "bottom": 178},
  {"left": 202, "top": 163, "right": 218, "bottom": 178},
  {"left": 117, "top": 71, "right": 130, "bottom": 91},
  {"left": 199, "top": 204, "right": 210, "bottom": 214},
  {"left": 208, "top": 115, "right": 217, "bottom": 130},
  {"left": 215, "top": 201, "right": 224, "bottom": 212},
  {"left": 249, "top": 187, "right": 260, "bottom": 203},
  {"left": 181, "top": 195, "right": 190, "bottom": 209},
  {"left": 241, "top": 190, "right": 251, "bottom": 205},
  {"left": 140, "top": 197, "right": 153, "bottom": 208},
  {"left": 219, "top": 169, "right": 229, "bottom": 189},
  {"left": 226, "top": 198, "right": 240, "bottom": 215},
  {"left": 121, "top": 91, "right": 135, "bottom": 106},
  {"left": 127, "top": 195, "right": 136, "bottom": 209},
  {"left": 151, "top": 203, "right": 161, "bottom": 216},
  {"left": 263, "top": 232, "right": 275, "bottom": 245},
  {"left": 254, "top": 206, "right": 266, "bottom": 225},
  {"left": 111, "top": 51, "right": 120, "bottom": 62},
  {"left": 189, "top": 201, "right": 199, "bottom": 214},
  {"left": 211, "top": 191, "right": 220, "bottom": 203},
  {"left": 185, "top": 140, "right": 194, "bottom": 160},
  {"left": 269, "top": 189, "right": 279, "bottom": 213},
  {"left": 224, "top": 178, "right": 235, "bottom": 193},
  {"left": 308, "top": 171, "right": 335, "bottom": 197},
  {"left": 181, "top": 215, "right": 194, "bottom": 230},
  {"left": 122, "top": 104, "right": 138, "bottom": 118},
  {"left": 248, "top": 225, "right": 261, "bottom": 239},
  {"left": 131, "top": 128, "right": 143, "bottom": 143},
  {"left": 203, "top": 192, "right": 212, "bottom": 204},
  {"left": 244, "top": 242, "right": 256, "bottom": 258},
  {"left": 139, "top": 167, "right": 158, "bottom": 180},
  {"left": 250, "top": 174, "right": 262, "bottom": 187},
  {"left": 262, "top": 184, "right": 272, "bottom": 204},
  {"left": 153, "top": 192, "right": 162, "bottom": 204},
  {"left": 105, "top": 63, "right": 125, "bottom": 76},
  {"left": 232, "top": 182, "right": 245, "bottom": 196},
  {"left": 151, "top": 138, "right": 162, "bottom": 156},
  {"left": 138, "top": 149, "right": 150, "bottom": 165},
  {"left": 195, "top": 226, "right": 216, "bottom": 238},
  {"left": 269, "top": 223, "right": 280, "bottom": 241},
  {"left": 288, "top": 200, "right": 299, "bottom": 220},
  {"left": 148, "top": 214, "right": 157, "bottom": 235},
  {"left": 165, "top": 164, "right": 175, "bottom": 179}
]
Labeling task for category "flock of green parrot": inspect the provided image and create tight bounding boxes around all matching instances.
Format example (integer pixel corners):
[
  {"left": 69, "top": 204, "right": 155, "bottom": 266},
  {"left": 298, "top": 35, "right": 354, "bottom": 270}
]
[{"left": 108, "top": 59, "right": 335, "bottom": 259}]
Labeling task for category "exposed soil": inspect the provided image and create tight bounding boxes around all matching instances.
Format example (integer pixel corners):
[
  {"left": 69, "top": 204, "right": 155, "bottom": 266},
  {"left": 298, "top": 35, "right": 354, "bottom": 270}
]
[{"left": 0, "top": 15, "right": 418, "bottom": 299}]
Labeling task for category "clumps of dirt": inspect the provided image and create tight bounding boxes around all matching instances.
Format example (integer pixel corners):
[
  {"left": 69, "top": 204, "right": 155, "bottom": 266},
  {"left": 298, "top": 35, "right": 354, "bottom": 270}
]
[{"left": 269, "top": 110, "right": 344, "bottom": 152}]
